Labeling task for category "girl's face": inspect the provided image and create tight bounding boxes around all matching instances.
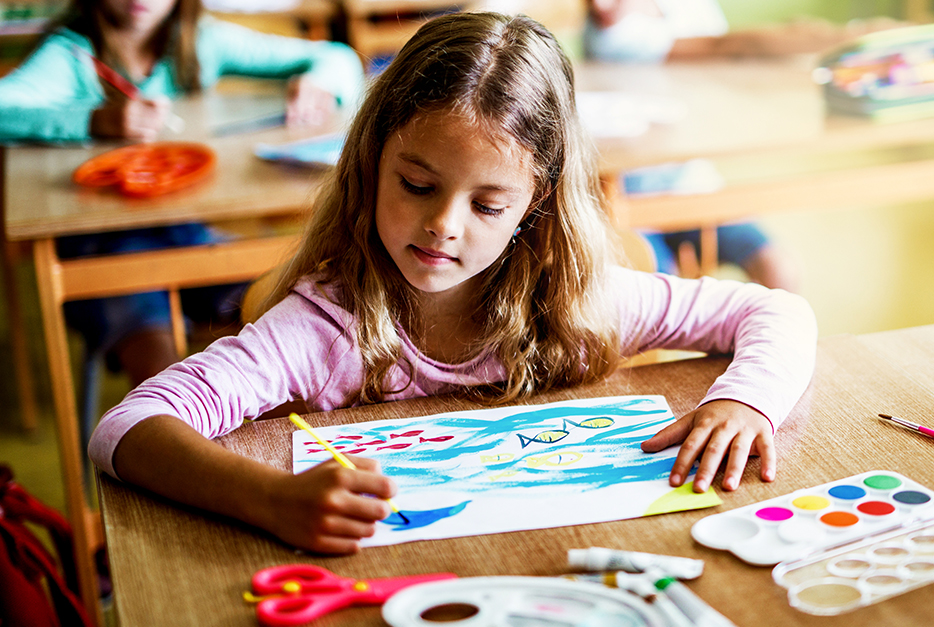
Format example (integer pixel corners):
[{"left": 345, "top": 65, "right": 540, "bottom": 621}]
[
  {"left": 376, "top": 110, "right": 535, "bottom": 303},
  {"left": 100, "top": 0, "right": 178, "bottom": 35}
]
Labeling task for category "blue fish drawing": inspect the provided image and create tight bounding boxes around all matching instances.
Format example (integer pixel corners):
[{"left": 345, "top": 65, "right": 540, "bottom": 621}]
[{"left": 381, "top": 501, "right": 471, "bottom": 530}]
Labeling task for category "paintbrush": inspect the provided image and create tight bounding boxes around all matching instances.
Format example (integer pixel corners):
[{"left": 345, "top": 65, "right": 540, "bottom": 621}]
[
  {"left": 290, "top": 414, "right": 410, "bottom": 524},
  {"left": 879, "top": 413, "right": 934, "bottom": 441},
  {"left": 70, "top": 44, "right": 185, "bottom": 133}
]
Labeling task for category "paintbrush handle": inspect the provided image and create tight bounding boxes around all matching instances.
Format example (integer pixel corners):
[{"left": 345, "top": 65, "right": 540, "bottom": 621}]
[{"left": 289, "top": 413, "right": 406, "bottom": 516}]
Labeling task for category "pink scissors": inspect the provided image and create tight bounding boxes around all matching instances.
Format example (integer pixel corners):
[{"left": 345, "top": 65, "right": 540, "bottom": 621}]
[{"left": 248, "top": 564, "right": 457, "bottom": 626}]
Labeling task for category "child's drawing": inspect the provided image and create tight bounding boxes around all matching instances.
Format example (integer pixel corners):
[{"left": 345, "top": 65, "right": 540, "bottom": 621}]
[{"left": 292, "top": 396, "right": 721, "bottom": 546}]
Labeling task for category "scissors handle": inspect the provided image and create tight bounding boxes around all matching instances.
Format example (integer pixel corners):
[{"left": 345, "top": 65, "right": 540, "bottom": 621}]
[
  {"left": 251, "top": 565, "right": 456, "bottom": 626},
  {"left": 257, "top": 594, "right": 349, "bottom": 627},
  {"left": 363, "top": 572, "right": 458, "bottom": 599}
]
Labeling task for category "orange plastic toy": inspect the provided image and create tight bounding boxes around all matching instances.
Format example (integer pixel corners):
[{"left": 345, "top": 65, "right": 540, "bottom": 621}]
[{"left": 72, "top": 142, "right": 216, "bottom": 198}]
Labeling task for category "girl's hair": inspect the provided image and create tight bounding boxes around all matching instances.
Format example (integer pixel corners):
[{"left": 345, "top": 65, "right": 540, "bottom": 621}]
[
  {"left": 268, "top": 11, "right": 621, "bottom": 404},
  {"left": 54, "top": 0, "right": 202, "bottom": 91}
]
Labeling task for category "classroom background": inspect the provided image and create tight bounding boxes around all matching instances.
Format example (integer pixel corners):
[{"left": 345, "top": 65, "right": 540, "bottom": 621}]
[{"left": 2, "top": 0, "right": 932, "bottom": 596}]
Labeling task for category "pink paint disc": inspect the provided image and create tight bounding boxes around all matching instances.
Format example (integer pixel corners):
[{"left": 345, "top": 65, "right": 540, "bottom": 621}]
[{"left": 755, "top": 506, "right": 794, "bottom": 522}]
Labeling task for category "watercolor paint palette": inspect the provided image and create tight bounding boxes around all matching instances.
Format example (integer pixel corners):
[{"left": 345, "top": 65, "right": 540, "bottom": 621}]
[
  {"left": 691, "top": 471, "right": 934, "bottom": 566},
  {"left": 772, "top": 518, "right": 934, "bottom": 615}
]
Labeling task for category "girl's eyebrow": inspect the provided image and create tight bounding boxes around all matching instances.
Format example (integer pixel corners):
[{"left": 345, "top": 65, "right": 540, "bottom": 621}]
[{"left": 397, "top": 152, "right": 525, "bottom": 195}]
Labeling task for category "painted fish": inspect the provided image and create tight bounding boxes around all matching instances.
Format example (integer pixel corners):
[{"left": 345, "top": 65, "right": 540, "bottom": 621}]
[
  {"left": 390, "top": 430, "right": 424, "bottom": 439},
  {"left": 564, "top": 416, "right": 615, "bottom": 429},
  {"left": 480, "top": 453, "right": 514, "bottom": 464},
  {"left": 381, "top": 501, "right": 471, "bottom": 530},
  {"left": 420, "top": 435, "right": 454, "bottom": 443},
  {"left": 525, "top": 451, "right": 583, "bottom": 468},
  {"left": 517, "top": 430, "right": 569, "bottom": 448},
  {"left": 377, "top": 442, "right": 412, "bottom": 451}
]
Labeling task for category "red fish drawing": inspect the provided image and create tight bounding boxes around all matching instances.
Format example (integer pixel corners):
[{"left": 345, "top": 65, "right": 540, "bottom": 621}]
[
  {"left": 377, "top": 442, "right": 413, "bottom": 451},
  {"left": 420, "top": 436, "right": 454, "bottom": 443},
  {"left": 390, "top": 430, "right": 424, "bottom": 439}
]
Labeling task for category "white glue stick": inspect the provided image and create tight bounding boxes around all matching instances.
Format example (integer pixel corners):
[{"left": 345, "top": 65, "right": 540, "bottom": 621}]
[{"left": 567, "top": 547, "right": 704, "bottom": 580}]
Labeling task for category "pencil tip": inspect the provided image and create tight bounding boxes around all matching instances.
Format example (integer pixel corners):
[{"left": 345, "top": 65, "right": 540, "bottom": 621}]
[
  {"left": 399, "top": 511, "right": 411, "bottom": 525},
  {"left": 879, "top": 413, "right": 893, "bottom": 419}
]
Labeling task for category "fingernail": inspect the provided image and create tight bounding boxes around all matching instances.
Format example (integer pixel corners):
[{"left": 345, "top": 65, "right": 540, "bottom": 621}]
[
  {"left": 670, "top": 473, "right": 682, "bottom": 486},
  {"left": 725, "top": 477, "right": 737, "bottom": 490}
]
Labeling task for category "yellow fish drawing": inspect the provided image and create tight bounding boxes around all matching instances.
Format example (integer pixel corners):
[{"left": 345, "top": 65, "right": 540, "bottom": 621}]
[{"left": 525, "top": 451, "right": 583, "bottom": 468}]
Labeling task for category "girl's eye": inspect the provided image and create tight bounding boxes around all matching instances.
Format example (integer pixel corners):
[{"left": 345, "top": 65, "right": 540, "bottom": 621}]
[
  {"left": 474, "top": 202, "right": 505, "bottom": 217},
  {"left": 400, "top": 176, "right": 431, "bottom": 195}
]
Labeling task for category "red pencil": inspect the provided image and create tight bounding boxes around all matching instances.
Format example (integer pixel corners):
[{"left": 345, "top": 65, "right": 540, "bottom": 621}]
[
  {"left": 70, "top": 44, "right": 184, "bottom": 132},
  {"left": 879, "top": 413, "right": 934, "bottom": 440}
]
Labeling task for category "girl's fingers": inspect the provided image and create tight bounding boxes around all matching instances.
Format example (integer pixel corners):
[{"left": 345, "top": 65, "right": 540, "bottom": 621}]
[
  {"left": 722, "top": 431, "right": 756, "bottom": 491},
  {"left": 318, "top": 512, "right": 379, "bottom": 539},
  {"left": 690, "top": 427, "right": 733, "bottom": 492},
  {"left": 641, "top": 415, "right": 693, "bottom": 453},
  {"left": 308, "top": 535, "right": 362, "bottom": 555},
  {"left": 756, "top": 432, "right": 777, "bottom": 482},
  {"left": 664, "top": 414, "right": 714, "bottom": 487},
  {"left": 338, "top": 491, "right": 392, "bottom": 522}
]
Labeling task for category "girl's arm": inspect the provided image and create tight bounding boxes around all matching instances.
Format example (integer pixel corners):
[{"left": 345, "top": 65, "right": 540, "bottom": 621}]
[
  {"left": 89, "top": 288, "right": 383, "bottom": 551},
  {"left": 615, "top": 269, "right": 818, "bottom": 491},
  {"left": 112, "top": 414, "right": 395, "bottom": 554},
  {"left": 0, "top": 32, "right": 101, "bottom": 142},
  {"left": 197, "top": 18, "right": 365, "bottom": 109}
]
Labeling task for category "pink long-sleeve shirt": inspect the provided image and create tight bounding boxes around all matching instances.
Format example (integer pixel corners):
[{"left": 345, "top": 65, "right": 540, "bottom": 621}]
[{"left": 89, "top": 267, "right": 818, "bottom": 478}]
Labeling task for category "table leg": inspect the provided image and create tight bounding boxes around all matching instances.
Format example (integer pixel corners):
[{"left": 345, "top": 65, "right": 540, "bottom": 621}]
[
  {"left": 33, "top": 238, "right": 104, "bottom": 627},
  {"left": 1, "top": 236, "right": 38, "bottom": 431}
]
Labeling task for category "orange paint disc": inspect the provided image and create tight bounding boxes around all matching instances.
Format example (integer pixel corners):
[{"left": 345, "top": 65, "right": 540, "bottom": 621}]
[{"left": 73, "top": 142, "right": 216, "bottom": 197}]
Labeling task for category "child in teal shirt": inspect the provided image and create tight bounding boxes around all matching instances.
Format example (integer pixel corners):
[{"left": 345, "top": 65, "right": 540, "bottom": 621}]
[{"left": 0, "top": 0, "right": 364, "bottom": 388}]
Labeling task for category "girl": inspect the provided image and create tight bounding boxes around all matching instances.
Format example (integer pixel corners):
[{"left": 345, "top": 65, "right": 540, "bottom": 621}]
[
  {"left": 0, "top": 0, "right": 364, "bottom": 386},
  {"left": 89, "top": 11, "right": 817, "bottom": 555}
]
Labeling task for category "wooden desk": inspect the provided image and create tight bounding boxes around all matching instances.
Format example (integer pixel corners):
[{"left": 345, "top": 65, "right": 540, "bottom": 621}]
[
  {"left": 3, "top": 89, "right": 339, "bottom": 624},
  {"left": 577, "top": 59, "right": 934, "bottom": 273},
  {"left": 98, "top": 325, "right": 934, "bottom": 626}
]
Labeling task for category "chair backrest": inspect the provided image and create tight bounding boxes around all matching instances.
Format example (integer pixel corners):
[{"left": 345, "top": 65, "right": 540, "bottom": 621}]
[{"left": 617, "top": 229, "right": 657, "bottom": 274}]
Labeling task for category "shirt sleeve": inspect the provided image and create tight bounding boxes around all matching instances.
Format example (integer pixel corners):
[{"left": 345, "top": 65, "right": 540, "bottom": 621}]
[
  {"left": 0, "top": 31, "right": 102, "bottom": 143},
  {"left": 87, "top": 289, "right": 363, "bottom": 479},
  {"left": 613, "top": 268, "right": 818, "bottom": 431},
  {"left": 197, "top": 18, "right": 365, "bottom": 107}
]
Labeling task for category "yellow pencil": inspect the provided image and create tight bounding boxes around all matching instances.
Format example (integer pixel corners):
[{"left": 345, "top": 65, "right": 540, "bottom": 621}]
[{"left": 289, "top": 414, "right": 410, "bottom": 524}]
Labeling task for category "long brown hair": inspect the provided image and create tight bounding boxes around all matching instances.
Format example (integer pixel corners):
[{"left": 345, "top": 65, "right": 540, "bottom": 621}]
[
  {"left": 56, "top": 0, "right": 202, "bottom": 91},
  {"left": 267, "top": 11, "right": 621, "bottom": 404}
]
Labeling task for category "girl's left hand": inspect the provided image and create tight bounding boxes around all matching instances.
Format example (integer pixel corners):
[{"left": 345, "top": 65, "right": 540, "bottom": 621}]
[
  {"left": 641, "top": 399, "right": 776, "bottom": 493},
  {"left": 285, "top": 74, "right": 337, "bottom": 127}
]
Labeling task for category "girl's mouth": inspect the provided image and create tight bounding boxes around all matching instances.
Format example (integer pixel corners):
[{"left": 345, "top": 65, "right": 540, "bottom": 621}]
[{"left": 411, "top": 245, "right": 456, "bottom": 265}]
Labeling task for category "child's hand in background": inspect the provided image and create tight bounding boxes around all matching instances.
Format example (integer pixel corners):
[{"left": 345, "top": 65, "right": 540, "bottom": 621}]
[
  {"left": 285, "top": 73, "right": 337, "bottom": 127},
  {"left": 262, "top": 455, "right": 395, "bottom": 554},
  {"left": 641, "top": 399, "right": 775, "bottom": 493},
  {"left": 90, "top": 96, "right": 169, "bottom": 141}
]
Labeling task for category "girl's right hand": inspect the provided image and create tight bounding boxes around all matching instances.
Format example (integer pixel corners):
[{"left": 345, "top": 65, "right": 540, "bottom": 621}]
[
  {"left": 263, "top": 456, "right": 396, "bottom": 554},
  {"left": 90, "top": 97, "right": 169, "bottom": 141}
]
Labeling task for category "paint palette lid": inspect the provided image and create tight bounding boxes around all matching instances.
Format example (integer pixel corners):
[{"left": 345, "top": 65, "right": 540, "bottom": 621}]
[
  {"left": 773, "top": 517, "right": 934, "bottom": 615},
  {"left": 382, "top": 576, "right": 665, "bottom": 627}
]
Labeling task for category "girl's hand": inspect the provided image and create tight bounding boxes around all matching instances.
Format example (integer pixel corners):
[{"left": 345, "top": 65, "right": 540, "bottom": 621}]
[
  {"left": 262, "top": 455, "right": 396, "bottom": 554},
  {"left": 90, "top": 97, "right": 169, "bottom": 141},
  {"left": 285, "top": 73, "right": 337, "bottom": 128},
  {"left": 641, "top": 399, "right": 776, "bottom": 493}
]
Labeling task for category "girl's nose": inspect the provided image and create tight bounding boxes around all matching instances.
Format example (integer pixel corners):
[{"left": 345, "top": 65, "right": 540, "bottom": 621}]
[{"left": 424, "top": 197, "right": 464, "bottom": 240}]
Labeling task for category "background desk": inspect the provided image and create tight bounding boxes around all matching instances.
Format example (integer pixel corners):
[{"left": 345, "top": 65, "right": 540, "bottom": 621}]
[
  {"left": 3, "top": 90, "right": 337, "bottom": 622},
  {"left": 577, "top": 59, "right": 934, "bottom": 274},
  {"left": 98, "top": 325, "right": 934, "bottom": 626}
]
